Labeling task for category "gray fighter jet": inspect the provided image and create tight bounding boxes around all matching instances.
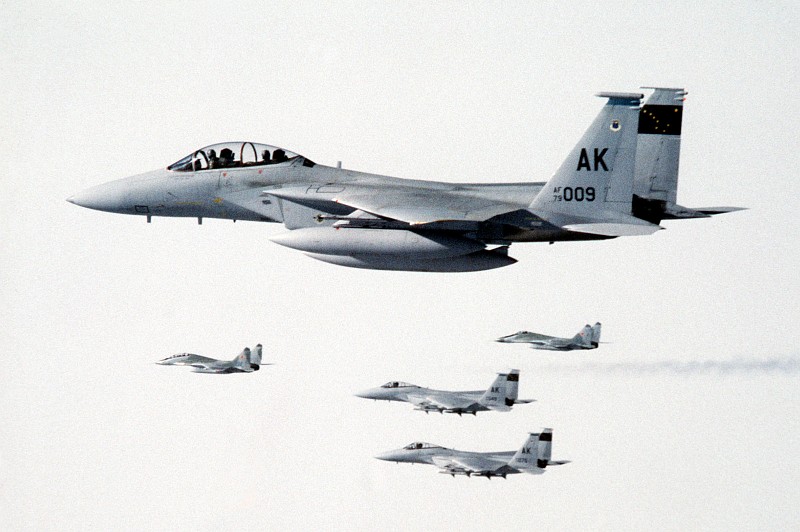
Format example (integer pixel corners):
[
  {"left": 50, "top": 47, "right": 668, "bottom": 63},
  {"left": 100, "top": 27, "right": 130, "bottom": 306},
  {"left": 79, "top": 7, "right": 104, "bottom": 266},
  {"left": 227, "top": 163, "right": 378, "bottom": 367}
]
[
  {"left": 68, "top": 88, "right": 742, "bottom": 272},
  {"left": 375, "top": 429, "right": 569, "bottom": 478},
  {"left": 156, "top": 344, "right": 266, "bottom": 374},
  {"left": 355, "top": 369, "right": 534, "bottom": 415},
  {"left": 497, "top": 323, "right": 601, "bottom": 351}
]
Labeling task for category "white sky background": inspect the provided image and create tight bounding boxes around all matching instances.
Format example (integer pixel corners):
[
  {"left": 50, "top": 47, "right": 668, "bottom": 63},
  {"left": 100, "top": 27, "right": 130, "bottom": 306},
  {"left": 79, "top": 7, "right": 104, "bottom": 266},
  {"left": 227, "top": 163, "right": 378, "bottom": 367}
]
[{"left": 1, "top": 1, "right": 799, "bottom": 530}]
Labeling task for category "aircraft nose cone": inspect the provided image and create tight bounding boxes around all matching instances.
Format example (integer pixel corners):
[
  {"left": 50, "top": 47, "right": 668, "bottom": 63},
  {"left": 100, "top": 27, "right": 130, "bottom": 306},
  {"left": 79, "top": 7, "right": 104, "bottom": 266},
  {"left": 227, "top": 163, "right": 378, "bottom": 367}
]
[
  {"left": 354, "top": 389, "right": 375, "bottom": 399},
  {"left": 374, "top": 451, "right": 398, "bottom": 462},
  {"left": 67, "top": 182, "right": 129, "bottom": 213}
]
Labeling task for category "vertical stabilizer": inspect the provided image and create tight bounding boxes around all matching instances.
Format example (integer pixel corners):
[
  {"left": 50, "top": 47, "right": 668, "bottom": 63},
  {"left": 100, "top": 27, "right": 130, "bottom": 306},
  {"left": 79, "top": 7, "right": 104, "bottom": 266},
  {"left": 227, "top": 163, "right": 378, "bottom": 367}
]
[
  {"left": 633, "top": 87, "right": 686, "bottom": 222},
  {"left": 232, "top": 348, "right": 251, "bottom": 371},
  {"left": 572, "top": 324, "right": 594, "bottom": 347},
  {"left": 591, "top": 322, "right": 602, "bottom": 348},
  {"left": 509, "top": 432, "right": 541, "bottom": 470},
  {"left": 479, "top": 372, "right": 508, "bottom": 407},
  {"left": 530, "top": 92, "right": 643, "bottom": 219},
  {"left": 250, "top": 344, "right": 263, "bottom": 369},
  {"left": 538, "top": 428, "right": 553, "bottom": 465},
  {"left": 504, "top": 370, "right": 520, "bottom": 405}
]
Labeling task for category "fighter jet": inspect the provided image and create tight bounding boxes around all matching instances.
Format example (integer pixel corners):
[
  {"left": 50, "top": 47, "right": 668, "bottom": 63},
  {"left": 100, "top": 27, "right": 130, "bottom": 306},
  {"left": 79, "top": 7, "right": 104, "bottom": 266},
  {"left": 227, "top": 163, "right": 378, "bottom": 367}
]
[
  {"left": 156, "top": 344, "right": 267, "bottom": 373},
  {"left": 375, "top": 429, "right": 569, "bottom": 478},
  {"left": 497, "top": 323, "right": 601, "bottom": 351},
  {"left": 68, "top": 88, "right": 742, "bottom": 272},
  {"left": 355, "top": 369, "right": 534, "bottom": 415}
]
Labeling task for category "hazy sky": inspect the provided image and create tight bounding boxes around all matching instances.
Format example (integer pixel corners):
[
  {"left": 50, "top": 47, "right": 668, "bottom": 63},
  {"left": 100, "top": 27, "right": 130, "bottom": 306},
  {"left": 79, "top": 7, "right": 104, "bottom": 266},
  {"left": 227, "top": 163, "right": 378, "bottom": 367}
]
[{"left": 2, "top": 2, "right": 799, "bottom": 531}]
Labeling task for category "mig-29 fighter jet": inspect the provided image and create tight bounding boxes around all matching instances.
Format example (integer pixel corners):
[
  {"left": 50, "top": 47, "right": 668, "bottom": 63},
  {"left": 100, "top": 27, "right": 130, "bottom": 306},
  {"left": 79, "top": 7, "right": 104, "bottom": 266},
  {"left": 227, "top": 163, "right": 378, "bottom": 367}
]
[
  {"left": 497, "top": 323, "right": 601, "bottom": 351},
  {"left": 375, "top": 429, "right": 569, "bottom": 478},
  {"left": 68, "top": 88, "right": 742, "bottom": 272},
  {"left": 355, "top": 369, "right": 534, "bottom": 415},
  {"left": 156, "top": 344, "right": 266, "bottom": 374}
]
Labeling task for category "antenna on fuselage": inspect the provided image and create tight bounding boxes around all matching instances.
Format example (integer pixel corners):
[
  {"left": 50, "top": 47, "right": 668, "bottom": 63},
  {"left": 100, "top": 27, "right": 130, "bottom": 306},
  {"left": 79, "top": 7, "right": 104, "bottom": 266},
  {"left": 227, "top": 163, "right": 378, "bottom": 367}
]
[{"left": 337, "top": 161, "right": 342, "bottom": 169}]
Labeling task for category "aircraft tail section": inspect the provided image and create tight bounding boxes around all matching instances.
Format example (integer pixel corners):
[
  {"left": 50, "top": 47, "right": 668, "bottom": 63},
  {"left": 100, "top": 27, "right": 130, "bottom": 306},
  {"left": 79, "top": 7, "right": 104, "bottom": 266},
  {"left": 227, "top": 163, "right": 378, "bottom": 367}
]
[
  {"left": 634, "top": 87, "right": 685, "bottom": 207},
  {"left": 504, "top": 370, "right": 520, "bottom": 405},
  {"left": 249, "top": 344, "right": 263, "bottom": 370},
  {"left": 537, "top": 428, "right": 570, "bottom": 467},
  {"left": 509, "top": 432, "right": 541, "bottom": 470},
  {"left": 590, "top": 322, "right": 602, "bottom": 348},
  {"left": 530, "top": 92, "right": 645, "bottom": 224},
  {"left": 479, "top": 372, "right": 509, "bottom": 407},
  {"left": 539, "top": 428, "right": 553, "bottom": 463},
  {"left": 232, "top": 348, "right": 251, "bottom": 372},
  {"left": 571, "top": 324, "right": 594, "bottom": 348},
  {"left": 632, "top": 87, "right": 745, "bottom": 223}
]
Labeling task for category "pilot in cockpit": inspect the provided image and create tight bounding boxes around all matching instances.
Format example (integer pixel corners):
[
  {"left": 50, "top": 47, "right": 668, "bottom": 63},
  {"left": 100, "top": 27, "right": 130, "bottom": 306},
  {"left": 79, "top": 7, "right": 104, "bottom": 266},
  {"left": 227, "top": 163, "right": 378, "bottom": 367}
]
[
  {"left": 273, "top": 149, "right": 288, "bottom": 163},
  {"left": 219, "top": 148, "right": 235, "bottom": 167},
  {"left": 261, "top": 149, "right": 271, "bottom": 164},
  {"left": 208, "top": 149, "right": 219, "bottom": 168}
]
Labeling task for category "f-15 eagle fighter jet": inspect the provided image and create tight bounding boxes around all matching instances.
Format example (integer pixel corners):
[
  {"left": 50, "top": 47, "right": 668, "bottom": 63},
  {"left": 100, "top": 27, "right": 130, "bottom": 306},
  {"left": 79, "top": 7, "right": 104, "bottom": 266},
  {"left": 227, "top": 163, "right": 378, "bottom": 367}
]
[
  {"left": 156, "top": 344, "right": 267, "bottom": 374},
  {"left": 375, "top": 429, "right": 569, "bottom": 478},
  {"left": 497, "top": 323, "right": 601, "bottom": 351},
  {"left": 355, "top": 369, "right": 534, "bottom": 415},
  {"left": 68, "top": 88, "right": 742, "bottom": 272}
]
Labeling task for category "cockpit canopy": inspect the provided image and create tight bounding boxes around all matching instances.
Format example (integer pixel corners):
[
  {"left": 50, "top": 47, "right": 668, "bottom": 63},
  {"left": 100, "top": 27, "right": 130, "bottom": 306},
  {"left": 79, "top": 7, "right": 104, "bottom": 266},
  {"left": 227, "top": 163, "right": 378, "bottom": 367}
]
[
  {"left": 167, "top": 142, "right": 314, "bottom": 172},
  {"left": 381, "top": 381, "right": 415, "bottom": 389},
  {"left": 403, "top": 442, "right": 443, "bottom": 450}
]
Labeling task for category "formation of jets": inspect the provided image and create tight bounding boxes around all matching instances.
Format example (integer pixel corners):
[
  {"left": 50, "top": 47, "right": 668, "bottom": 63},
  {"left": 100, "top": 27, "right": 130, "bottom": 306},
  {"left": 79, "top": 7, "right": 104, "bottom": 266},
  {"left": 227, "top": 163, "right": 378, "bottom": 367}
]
[
  {"left": 156, "top": 344, "right": 268, "bottom": 374},
  {"left": 68, "top": 88, "right": 742, "bottom": 272},
  {"left": 356, "top": 370, "right": 535, "bottom": 415},
  {"left": 87, "top": 86, "right": 740, "bottom": 479},
  {"left": 497, "top": 322, "right": 601, "bottom": 351}
]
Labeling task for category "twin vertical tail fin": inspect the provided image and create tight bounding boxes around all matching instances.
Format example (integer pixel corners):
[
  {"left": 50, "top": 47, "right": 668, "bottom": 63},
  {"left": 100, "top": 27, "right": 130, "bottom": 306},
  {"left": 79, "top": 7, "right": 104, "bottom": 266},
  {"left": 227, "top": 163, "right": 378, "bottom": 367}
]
[
  {"left": 538, "top": 429, "right": 569, "bottom": 467},
  {"left": 633, "top": 87, "right": 685, "bottom": 223},
  {"left": 530, "top": 92, "right": 661, "bottom": 236},
  {"left": 509, "top": 432, "right": 541, "bottom": 470},
  {"left": 591, "top": 322, "right": 602, "bottom": 348},
  {"left": 480, "top": 370, "right": 529, "bottom": 409},
  {"left": 633, "top": 87, "right": 745, "bottom": 221},
  {"left": 232, "top": 348, "right": 252, "bottom": 371},
  {"left": 479, "top": 372, "right": 509, "bottom": 407},
  {"left": 249, "top": 344, "right": 263, "bottom": 370},
  {"left": 509, "top": 430, "right": 569, "bottom": 471},
  {"left": 538, "top": 429, "right": 553, "bottom": 465},
  {"left": 572, "top": 324, "right": 594, "bottom": 348},
  {"left": 504, "top": 370, "right": 520, "bottom": 406}
]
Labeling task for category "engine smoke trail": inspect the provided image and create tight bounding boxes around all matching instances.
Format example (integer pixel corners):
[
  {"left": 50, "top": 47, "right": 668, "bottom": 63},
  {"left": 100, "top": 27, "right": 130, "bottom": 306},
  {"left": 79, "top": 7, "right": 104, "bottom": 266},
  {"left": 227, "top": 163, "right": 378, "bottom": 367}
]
[{"left": 534, "top": 356, "right": 800, "bottom": 376}]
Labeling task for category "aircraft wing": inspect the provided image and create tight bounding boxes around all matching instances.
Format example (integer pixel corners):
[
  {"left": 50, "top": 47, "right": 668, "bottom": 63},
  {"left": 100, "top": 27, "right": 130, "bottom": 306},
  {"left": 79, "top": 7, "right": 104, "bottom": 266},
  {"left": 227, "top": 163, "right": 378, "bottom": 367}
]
[
  {"left": 226, "top": 184, "right": 516, "bottom": 226},
  {"left": 170, "top": 355, "right": 219, "bottom": 367},
  {"left": 408, "top": 394, "right": 478, "bottom": 413},
  {"left": 526, "top": 339, "right": 555, "bottom": 347},
  {"left": 432, "top": 455, "right": 506, "bottom": 475},
  {"left": 518, "top": 332, "right": 555, "bottom": 342},
  {"left": 190, "top": 367, "right": 228, "bottom": 374},
  {"left": 331, "top": 189, "right": 515, "bottom": 225}
]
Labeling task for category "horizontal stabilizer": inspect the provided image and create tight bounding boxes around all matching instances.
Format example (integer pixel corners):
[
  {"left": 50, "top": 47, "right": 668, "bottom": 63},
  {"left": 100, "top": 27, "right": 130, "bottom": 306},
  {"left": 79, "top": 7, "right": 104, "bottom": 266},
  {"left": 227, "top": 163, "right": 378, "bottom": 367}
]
[
  {"left": 595, "top": 92, "right": 645, "bottom": 102},
  {"left": 662, "top": 204, "right": 747, "bottom": 220},
  {"left": 694, "top": 206, "right": 747, "bottom": 215},
  {"left": 563, "top": 222, "right": 662, "bottom": 236}
]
